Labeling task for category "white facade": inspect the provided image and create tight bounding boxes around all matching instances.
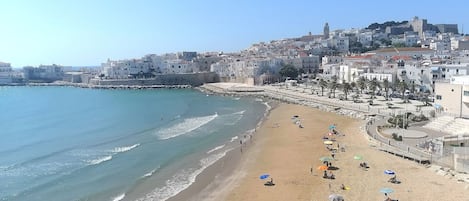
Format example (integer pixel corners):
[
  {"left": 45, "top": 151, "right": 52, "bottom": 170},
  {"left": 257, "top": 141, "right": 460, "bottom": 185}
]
[
  {"left": 430, "top": 40, "right": 451, "bottom": 51},
  {"left": 322, "top": 56, "right": 343, "bottom": 65},
  {"left": 362, "top": 73, "right": 393, "bottom": 83},
  {"left": 404, "top": 33, "right": 419, "bottom": 46},
  {"left": 0, "top": 62, "right": 14, "bottom": 83},
  {"left": 163, "top": 60, "right": 197, "bottom": 74},
  {"left": 329, "top": 36, "right": 349, "bottom": 52},
  {"left": 358, "top": 31, "right": 373, "bottom": 46},
  {"left": 451, "top": 75, "right": 469, "bottom": 85},
  {"left": 434, "top": 81, "right": 469, "bottom": 118}
]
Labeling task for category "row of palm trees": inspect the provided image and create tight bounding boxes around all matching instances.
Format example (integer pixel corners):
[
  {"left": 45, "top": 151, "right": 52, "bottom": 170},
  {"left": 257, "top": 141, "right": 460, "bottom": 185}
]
[{"left": 314, "top": 76, "right": 412, "bottom": 102}]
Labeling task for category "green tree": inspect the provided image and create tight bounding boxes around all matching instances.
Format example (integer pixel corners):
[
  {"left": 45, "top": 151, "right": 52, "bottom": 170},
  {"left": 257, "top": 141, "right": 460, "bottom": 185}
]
[
  {"left": 357, "top": 77, "right": 367, "bottom": 94},
  {"left": 329, "top": 76, "right": 338, "bottom": 98},
  {"left": 342, "top": 82, "right": 352, "bottom": 100},
  {"left": 368, "top": 78, "right": 380, "bottom": 99},
  {"left": 319, "top": 79, "right": 328, "bottom": 96},
  {"left": 397, "top": 80, "right": 409, "bottom": 102},
  {"left": 382, "top": 78, "right": 390, "bottom": 100},
  {"left": 350, "top": 81, "right": 357, "bottom": 93},
  {"left": 279, "top": 64, "right": 298, "bottom": 80},
  {"left": 410, "top": 81, "right": 416, "bottom": 93}
]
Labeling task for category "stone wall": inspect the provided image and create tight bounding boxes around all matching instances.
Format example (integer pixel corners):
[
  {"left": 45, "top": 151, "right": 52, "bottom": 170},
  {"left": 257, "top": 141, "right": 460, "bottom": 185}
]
[{"left": 89, "top": 72, "right": 219, "bottom": 86}]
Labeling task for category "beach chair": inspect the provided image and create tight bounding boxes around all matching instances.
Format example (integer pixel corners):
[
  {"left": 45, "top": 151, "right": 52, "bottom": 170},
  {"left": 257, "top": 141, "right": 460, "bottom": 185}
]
[
  {"left": 388, "top": 177, "right": 401, "bottom": 184},
  {"left": 264, "top": 181, "right": 275, "bottom": 186}
]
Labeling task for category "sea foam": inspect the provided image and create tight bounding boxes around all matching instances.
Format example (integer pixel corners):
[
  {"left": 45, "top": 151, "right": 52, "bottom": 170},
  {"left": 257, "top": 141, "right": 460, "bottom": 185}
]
[
  {"left": 111, "top": 193, "right": 125, "bottom": 201},
  {"left": 136, "top": 149, "right": 231, "bottom": 201},
  {"left": 87, "top": 155, "right": 112, "bottom": 165},
  {"left": 157, "top": 113, "right": 218, "bottom": 140},
  {"left": 230, "top": 136, "right": 239, "bottom": 142},
  {"left": 112, "top": 144, "right": 140, "bottom": 153},
  {"left": 141, "top": 166, "right": 160, "bottom": 178},
  {"left": 206, "top": 144, "right": 225, "bottom": 154}
]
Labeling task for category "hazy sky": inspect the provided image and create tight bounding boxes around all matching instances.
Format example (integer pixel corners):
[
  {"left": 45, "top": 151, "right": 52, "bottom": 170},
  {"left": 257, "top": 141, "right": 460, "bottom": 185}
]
[{"left": 1, "top": 0, "right": 468, "bottom": 67}]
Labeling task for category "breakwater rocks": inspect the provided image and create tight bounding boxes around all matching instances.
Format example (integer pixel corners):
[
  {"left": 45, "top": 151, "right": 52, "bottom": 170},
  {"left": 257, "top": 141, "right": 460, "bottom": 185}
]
[{"left": 27, "top": 82, "right": 192, "bottom": 89}]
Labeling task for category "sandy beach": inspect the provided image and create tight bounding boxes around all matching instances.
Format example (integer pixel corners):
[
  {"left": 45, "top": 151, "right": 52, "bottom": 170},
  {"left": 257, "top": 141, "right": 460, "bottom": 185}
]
[{"left": 193, "top": 103, "right": 469, "bottom": 201}]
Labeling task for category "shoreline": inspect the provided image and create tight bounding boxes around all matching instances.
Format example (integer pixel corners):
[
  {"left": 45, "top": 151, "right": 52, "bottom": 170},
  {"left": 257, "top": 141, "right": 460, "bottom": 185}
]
[{"left": 165, "top": 101, "right": 278, "bottom": 201}]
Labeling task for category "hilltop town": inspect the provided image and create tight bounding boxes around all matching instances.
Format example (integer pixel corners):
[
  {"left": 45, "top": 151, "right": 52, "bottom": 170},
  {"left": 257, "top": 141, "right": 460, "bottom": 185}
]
[{"left": 1, "top": 16, "right": 469, "bottom": 118}]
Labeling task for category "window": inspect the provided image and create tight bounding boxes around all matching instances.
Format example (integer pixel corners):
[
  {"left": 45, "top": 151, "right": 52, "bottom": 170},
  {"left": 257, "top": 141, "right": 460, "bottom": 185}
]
[
  {"left": 464, "top": 91, "right": 469, "bottom": 96},
  {"left": 436, "top": 95, "right": 442, "bottom": 100}
]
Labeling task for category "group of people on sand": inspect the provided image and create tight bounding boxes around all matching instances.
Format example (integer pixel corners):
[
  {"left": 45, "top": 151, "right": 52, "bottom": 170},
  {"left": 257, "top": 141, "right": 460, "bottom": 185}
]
[{"left": 323, "top": 170, "right": 335, "bottom": 179}]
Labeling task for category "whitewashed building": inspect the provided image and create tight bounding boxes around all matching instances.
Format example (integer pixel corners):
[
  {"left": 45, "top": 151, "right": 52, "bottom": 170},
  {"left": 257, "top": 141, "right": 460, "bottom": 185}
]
[{"left": 434, "top": 75, "right": 469, "bottom": 118}]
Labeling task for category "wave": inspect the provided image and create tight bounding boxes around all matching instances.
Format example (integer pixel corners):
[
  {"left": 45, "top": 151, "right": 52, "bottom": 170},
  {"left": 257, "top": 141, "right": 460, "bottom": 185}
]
[
  {"left": 86, "top": 155, "right": 112, "bottom": 165},
  {"left": 136, "top": 149, "right": 231, "bottom": 201},
  {"left": 255, "top": 98, "right": 263, "bottom": 102},
  {"left": 111, "top": 143, "right": 140, "bottom": 153},
  {"left": 111, "top": 193, "right": 125, "bottom": 201},
  {"left": 157, "top": 113, "right": 218, "bottom": 140},
  {"left": 230, "top": 136, "right": 239, "bottom": 142},
  {"left": 206, "top": 144, "right": 225, "bottom": 154},
  {"left": 232, "top": 110, "right": 245, "bottom": 115},
  {"left": 141, "top": 166, "right": 160, "bottom": 178}
]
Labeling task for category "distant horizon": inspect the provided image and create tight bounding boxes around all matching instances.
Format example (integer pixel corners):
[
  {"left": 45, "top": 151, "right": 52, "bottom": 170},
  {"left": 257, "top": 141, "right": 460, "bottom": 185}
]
[{"left": 1, "top": 0, "right": 468, "bottom": 67}]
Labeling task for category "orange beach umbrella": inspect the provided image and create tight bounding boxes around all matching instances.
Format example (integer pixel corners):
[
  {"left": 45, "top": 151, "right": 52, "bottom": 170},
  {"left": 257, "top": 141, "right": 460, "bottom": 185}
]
[{"left": 317, "top": 165, "right": 328, "bottom": 171}]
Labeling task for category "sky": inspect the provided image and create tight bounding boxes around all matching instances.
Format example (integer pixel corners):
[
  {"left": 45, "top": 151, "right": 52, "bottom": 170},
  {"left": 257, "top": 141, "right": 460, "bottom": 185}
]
[{"left": 1, "top": 0, "right": 468, "bottom": 67}]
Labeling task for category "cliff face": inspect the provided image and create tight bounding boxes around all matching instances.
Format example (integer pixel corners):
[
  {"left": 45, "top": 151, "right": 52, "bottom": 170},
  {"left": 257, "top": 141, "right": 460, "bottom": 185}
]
[{"left": 89, "top": 72, "right": 219, "bottom": 87}]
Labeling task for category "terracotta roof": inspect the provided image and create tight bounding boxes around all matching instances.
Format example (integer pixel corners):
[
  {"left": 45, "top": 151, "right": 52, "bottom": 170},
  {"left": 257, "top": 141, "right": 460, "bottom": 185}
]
[{"left": 391, "top": 55, "right": 412, "bottom": 60}]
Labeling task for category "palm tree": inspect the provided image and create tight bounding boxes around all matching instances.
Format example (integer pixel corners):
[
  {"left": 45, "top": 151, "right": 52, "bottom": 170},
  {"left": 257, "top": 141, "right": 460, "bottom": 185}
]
[
  {"left": 368, "top": 78, "right": 379, "bottom": 99},
  {"left": 397, "top": 80, "right": 408, "bottom": 102},
  {"left": 382, "top": 78, "right": 390, "bottom": 100},
  {"left": 350, "top": 81, "right": 357, "bottom": 93},
  {"left": 329, "top": 76, "right": 338, "bottom": 98},
  {"left": 410, "top": 81, "right": 416, "bottom": 94},
  {"left": 319, "top": 79, "right": 328, "bottom": 96},
  {"left": 342, "top": 82, "right": 352, "bottom": 100},
  {"left": 357, "top": 77, "right": 367, "bottom": 94}
]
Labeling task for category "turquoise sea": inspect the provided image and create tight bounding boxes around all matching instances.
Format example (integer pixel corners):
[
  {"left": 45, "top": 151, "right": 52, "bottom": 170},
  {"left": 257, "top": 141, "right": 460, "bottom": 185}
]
[{"left": 0, "top": 86, "right": 267, "bottom": 201}]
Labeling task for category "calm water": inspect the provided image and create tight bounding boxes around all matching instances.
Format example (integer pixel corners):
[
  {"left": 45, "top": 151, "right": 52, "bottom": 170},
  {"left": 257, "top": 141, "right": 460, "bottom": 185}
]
[{"left": 0, "top": 86, "right": 267, "bottom": 201}]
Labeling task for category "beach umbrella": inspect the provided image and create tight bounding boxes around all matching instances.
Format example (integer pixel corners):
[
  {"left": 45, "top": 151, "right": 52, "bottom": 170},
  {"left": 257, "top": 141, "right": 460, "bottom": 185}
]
[
  {"left": 259, "top": 174, "right": 270, "bottom": 180},
  {"left": 384, "top": 170, "right": 395, "bottom": 175},
  {"left": 379, "top": 187, "right": 394, "bottom": 194},
  {"left": 328, "top": 125, "right": 336, "bottom": 130},
  {"left": 317, "top": 165, "right": 328, "bottom": 171},
  {"left": 328, "top": 194, "right": 344, "bottom": 201},
  {"left": 319, "top": 156, "right": 334, "bottom": 162},
  {"left": 353, "top": 155, "right": 363, "bottom": 160},
  {"left": 323, "top": 140, "right": 334, "bottom": 145}
]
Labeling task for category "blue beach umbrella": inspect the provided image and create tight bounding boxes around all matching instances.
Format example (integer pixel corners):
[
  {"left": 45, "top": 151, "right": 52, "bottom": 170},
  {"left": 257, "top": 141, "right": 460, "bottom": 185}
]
[
  {"left": 379, "top": 187, "right": 394, "bottom": 194},
  {"left": 329, "top": 124, "right": 336, "bottom": 130},
  {"left": 259, "top": 174, "right": 270, "bottom": 180},
  {"left": 384, "top": 170, "right": 395, "bottom": 175}
]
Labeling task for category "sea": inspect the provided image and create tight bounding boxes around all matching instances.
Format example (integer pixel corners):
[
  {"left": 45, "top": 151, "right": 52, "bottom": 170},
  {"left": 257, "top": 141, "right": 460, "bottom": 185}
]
[{"left": 0, "top": 86, "right": 268, "bottom": 201}]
